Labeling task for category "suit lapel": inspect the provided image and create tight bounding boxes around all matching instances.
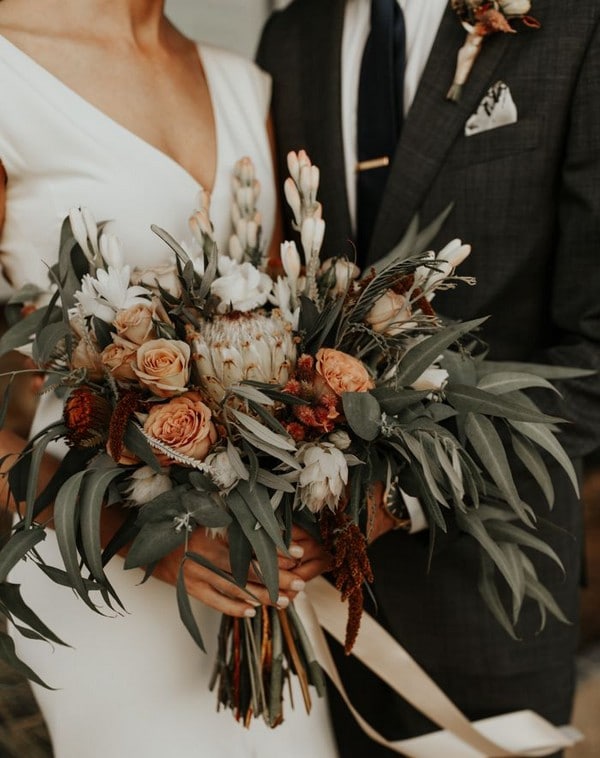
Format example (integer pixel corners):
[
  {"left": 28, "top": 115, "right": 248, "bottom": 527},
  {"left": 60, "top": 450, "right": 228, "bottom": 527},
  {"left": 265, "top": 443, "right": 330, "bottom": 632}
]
[
  {"left": 300, "top": 0, "right": 352, "bottom": 254},
  {"left": 366, "top": 4, "right": 512, "bottom": 265}
]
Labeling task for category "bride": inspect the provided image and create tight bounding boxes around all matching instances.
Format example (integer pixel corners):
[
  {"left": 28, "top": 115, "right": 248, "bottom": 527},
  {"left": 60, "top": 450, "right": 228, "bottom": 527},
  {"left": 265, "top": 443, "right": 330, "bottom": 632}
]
[{"left": 0, "top": 1, "right": 337, "bottom": 756}]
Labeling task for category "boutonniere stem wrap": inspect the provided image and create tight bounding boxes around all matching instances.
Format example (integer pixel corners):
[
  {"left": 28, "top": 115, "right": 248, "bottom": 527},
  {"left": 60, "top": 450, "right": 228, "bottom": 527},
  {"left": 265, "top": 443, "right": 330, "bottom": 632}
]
[{"left": 447, "top": 1, "right": 540, "bottom": 102}]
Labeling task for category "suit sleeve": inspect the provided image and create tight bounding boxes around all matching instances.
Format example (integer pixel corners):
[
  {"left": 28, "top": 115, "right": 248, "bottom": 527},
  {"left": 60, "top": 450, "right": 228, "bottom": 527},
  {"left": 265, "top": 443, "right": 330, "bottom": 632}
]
[{"left": 532, "top": 15, "right": 600, "bottom": 459}]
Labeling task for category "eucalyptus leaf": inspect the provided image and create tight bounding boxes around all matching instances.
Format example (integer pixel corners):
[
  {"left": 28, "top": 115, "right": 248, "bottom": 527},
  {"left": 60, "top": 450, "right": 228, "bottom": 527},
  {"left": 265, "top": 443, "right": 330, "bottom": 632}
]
[
  {"left": 511, "top": 433, "right": 555, "bottom": 508},
  {"left": 0, "top": 307, "right": 56, "bottom": 358},
  {"left": 464, "top": 413, "right": 535, "bottom": 527},
  {"left": 0, "top": 631, "right": 55, "bottom": 689},
  {"left": 237, "top": 481, "right": 287, "bottom": 552},
  {"left": 123, "top": 520, "right": 187, "bottom": 569},
  {"left": 0, "top": 584, "right": 66, "bottom": 646},
  {"left": 79, "top": 468, "right": 124, "bottom": 586},
  {"left": 181, "top": 490, "right": 232, "bottom": 528},
  {"left": 24, "top": 425, "right": 69, "bottom": 529},
  {"left": 31, "top": 322, "right": 71, "bottom": 365},
  {"left": 477, "top": 361, "right": 595, "bottom": 381},
  {"left": 524, "top": 575, "right": 571, "bottom": 627},
  {"left": 441, "top": 348, "right": 477, "bottom": 386},
  {"left": 457, "top": 510, "right": 523, "bottom": 599},
  {"left": 509, "top": 420, "right": 580, "bottom": 496},
  {"left": 500, "top": 542, "right": 526, "bottom": 623},
  {"left": 150, "top": 224, "right": 191, "bottom": 264},
  {"left": 477, "top": 371, "right": 558, "bottom": 396},
  {"left": 394, "top": 318, "right": 488, "bottom": 386},
  {"left": 176, "top": 562, "right": 206, "bottom": 652},
  {"left": 0, "top": 374, "right": 15, "bottom": 430},
  {"left": 371, "top": 387, "right": 430, "bottom": 414},
  {"left": 446, "top": 384, "right": 563, "bottom": 424},
  {"left": 226, "top": 439, "right": 250, "bottom": 482},
  {"left": 485, "top": 520, "right": 564, "bottom": 572},
  {"left": 342, "top": 392, "right": 381, "bottom": 442},
  {"left": 124, "top": 422, "right": 162, "bottom": 472},
  {"left": 230, "top": 409, "right": 296, "bottom": 452},
  {"left": 478, "top": 557, "right": 519, "bottom": 640},
  {"left": 229, "top": 384, "right": 274, "bottom": 406},
  {"left": 255, "top": 469, "right": 295, "bottom": 493},
  {"left": 0, "top": 527, "right": 46, "bottom": 583},
  {"left": 241, "top": 430, "right": 301, "bottom": 469},
  {"left": 54, "top": 471, "right": 98, "bottom": 609},
  {"left": 227, "top": 490, "right": 279, "bottom": 602},
  {"left": 228, "top": 519, "right": 253, "bottom": 587}
]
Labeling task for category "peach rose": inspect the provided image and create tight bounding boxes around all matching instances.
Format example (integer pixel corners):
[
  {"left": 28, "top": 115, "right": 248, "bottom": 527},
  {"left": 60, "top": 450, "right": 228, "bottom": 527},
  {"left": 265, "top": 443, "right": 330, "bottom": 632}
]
[
  {"left": 315, "top": 348, "right": 374, "bottom": 396},
  {"left": 133, "top": 338, "right": 190, "bottom": 397},
  {"left": 143, "top": 391, "right": 217, "bottom": 463},
  {"left": 114, "top": 302, "right": 158, "bottom": 345},
  {"left": 101, "top": 336, "right": 138, "bottom": 381}
]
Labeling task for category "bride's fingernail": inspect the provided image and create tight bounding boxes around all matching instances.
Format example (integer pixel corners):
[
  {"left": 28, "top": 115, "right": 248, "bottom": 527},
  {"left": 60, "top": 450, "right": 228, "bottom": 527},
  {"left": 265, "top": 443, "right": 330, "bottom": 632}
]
[
  {"left": 248, "top": 599, "right": 261, "bottom": 607},
  {"left": 244, "top": 608, "right": 257, "bottom": 618},
  {"left": 276, "top": 595, "right": 290, "bottom": 609},
  {"left": 289, "top": 544, "right": 304, "bottom": 559},
  {"left": 290, "top": 579, "right": 305, "bottom": 592}
]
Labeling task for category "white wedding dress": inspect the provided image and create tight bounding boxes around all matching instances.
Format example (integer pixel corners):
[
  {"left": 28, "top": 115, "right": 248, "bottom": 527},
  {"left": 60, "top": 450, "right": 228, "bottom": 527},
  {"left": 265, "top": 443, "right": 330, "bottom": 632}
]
[{"left": 0, "top": 35, "right": 339, "bottom": 758}]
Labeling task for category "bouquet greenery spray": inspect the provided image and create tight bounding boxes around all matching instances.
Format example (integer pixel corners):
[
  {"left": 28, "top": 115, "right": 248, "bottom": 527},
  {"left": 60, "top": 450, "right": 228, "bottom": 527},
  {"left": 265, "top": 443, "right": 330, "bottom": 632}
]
[{"left": 0, "top": 151, "right": 584, "bottom": 727}]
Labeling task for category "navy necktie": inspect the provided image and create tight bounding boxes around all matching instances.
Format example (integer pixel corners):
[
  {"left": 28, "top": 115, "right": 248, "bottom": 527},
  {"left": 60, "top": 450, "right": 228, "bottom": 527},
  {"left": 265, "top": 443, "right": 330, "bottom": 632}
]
[{"left": 356, "top": 0, "right": 405, "bottom": 264}]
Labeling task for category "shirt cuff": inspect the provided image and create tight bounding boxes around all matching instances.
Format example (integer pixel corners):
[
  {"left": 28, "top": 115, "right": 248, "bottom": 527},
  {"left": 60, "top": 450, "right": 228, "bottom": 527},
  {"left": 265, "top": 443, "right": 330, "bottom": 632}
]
[{"left": 400, "top": 489, "right": 428, "bottom": 534}]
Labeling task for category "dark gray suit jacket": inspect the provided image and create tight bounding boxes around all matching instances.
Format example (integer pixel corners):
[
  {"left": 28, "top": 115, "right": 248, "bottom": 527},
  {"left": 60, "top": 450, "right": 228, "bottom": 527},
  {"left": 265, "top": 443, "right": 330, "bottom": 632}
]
[{"left": 258, "top": 0, "right": 600, "bottom": 750}]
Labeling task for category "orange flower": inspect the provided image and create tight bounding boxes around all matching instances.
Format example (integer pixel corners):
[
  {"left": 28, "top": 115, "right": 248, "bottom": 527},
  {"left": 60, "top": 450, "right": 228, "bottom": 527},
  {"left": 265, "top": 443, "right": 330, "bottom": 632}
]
[
  {"left": 64, "top": 386, "right": 111, "bottom": 447},
  {"left": 315, "top": 348, "right": 374, "bottom": 397},
  {"left": 143, "top": 392, "right": 217, "bottom": 464}
]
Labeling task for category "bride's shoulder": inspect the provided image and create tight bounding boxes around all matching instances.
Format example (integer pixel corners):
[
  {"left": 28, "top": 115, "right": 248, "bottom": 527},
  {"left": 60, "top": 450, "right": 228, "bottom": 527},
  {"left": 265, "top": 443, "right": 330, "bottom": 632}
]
[{"left": 198, "top": 43, "right": 272, "bottom": 114}]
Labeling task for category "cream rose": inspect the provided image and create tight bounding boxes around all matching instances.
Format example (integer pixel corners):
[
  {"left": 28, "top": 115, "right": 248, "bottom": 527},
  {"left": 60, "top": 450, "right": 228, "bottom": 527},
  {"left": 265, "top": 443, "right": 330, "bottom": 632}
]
[
  {"left": 130, "top": 263, "right": 182, "bottom": 298},
  {"left": 114, "top": 302, "right": 158, "bottom": 345},
  {"left": 71, "top": 339, "right": 104, "bottom": 380},
  {"left": 133, "top": 339, "right": 190, "bottom": 397},
  {"left": 366, "top": 290, "right": 413, "bottom": 335},
  {"left": 101, "top": 336, "right": 138, "bottom": 381},
  {"left": 315, "top": 348, "right": 374, "bottom": 396},
  {"left": 143, "top": 392, "right": 217, "bottom": 462}
]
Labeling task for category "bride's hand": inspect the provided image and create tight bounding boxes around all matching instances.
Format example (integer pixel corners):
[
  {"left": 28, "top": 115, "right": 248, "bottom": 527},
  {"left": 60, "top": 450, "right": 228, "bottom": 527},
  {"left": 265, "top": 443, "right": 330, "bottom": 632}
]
[
  {"left": 277, "top": 525, "right": 333, "bottom": 596},
  {"left": 153, "top": 527, "right": 308, "bottom": 618}
]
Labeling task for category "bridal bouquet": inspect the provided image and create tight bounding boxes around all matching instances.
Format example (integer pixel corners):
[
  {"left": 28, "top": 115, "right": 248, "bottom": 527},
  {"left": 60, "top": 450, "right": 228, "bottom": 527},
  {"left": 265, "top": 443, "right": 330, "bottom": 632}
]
[{"left": 0, "top": 152, "right": 581, "bottom": 727}]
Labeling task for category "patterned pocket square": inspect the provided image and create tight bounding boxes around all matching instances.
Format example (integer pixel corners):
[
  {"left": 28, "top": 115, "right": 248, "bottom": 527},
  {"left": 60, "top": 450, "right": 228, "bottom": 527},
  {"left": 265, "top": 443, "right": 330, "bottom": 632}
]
[{"left": 465, "top": 81, "right": 517, "bottom": 136}]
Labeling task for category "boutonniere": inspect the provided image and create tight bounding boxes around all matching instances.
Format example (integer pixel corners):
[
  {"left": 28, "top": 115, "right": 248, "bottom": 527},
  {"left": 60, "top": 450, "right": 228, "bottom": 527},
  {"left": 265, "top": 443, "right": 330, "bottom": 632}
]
[{"left": 447, "top": 1, "right": 540, "bottom": 102}]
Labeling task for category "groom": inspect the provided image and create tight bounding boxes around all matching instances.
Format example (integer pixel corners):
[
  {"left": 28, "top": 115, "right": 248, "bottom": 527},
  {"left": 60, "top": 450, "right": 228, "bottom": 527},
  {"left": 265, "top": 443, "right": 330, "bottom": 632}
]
[{"left": 258, "top": 1, "right": 600, "bottom": 755}]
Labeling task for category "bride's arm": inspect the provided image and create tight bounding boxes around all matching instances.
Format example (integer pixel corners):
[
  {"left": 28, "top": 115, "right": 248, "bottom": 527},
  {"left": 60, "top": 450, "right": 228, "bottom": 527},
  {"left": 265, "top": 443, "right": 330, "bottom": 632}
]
[{"left": 0, "top": 159, "right": 5, "bottom": 231}]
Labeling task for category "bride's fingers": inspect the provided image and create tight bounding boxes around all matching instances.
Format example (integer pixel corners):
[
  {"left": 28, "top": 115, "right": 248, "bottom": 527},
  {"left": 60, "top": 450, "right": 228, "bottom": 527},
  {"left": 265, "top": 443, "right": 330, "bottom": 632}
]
[
  {"left": 288, "top": 556, "right": 333, "bottom": 584},
  {"left": 191, "top": 582, "right": 258, "bottom": 618}
]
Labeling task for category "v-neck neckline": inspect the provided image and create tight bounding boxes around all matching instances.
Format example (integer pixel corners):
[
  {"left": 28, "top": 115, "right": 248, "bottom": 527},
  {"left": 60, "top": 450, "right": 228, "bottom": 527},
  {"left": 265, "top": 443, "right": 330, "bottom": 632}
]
[{"left": 0, "top": 33, "right": 220, "bottom": 193}]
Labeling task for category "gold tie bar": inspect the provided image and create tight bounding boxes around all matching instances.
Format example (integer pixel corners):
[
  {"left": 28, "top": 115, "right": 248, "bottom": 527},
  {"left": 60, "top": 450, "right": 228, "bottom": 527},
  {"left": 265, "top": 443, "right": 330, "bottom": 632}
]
[{"left": 356, "top": 156, "right": 390, "bottom": 172}]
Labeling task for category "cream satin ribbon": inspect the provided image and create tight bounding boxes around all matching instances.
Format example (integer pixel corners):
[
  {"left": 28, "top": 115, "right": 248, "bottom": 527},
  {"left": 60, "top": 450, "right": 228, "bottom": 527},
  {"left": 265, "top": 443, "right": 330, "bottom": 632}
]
[{"left": 296, "top": 577, "right": 583, "bottom": 757}]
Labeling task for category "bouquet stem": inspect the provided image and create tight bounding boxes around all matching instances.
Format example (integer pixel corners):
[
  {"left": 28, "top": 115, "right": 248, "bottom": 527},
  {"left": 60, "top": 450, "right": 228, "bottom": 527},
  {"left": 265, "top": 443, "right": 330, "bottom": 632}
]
[{"left": 210, "top": 603, "right": 325, "bottom": 727}]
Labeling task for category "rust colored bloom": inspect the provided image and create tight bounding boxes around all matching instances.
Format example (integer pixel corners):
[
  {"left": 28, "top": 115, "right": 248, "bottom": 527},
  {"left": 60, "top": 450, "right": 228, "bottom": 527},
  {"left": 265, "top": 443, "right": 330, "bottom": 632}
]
[
  {"left": 320, "top": 508, "right": 374, "bottom": 654},
  {"left": 64, "top": 386, "right": 111, "bottom": 447}
]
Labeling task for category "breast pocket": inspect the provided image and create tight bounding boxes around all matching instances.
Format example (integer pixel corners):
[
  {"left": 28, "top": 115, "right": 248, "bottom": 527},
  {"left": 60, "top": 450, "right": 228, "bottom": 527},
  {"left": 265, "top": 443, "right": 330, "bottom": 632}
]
[{"left": 447, "top": 118, "right": 542, "bottom": 168}]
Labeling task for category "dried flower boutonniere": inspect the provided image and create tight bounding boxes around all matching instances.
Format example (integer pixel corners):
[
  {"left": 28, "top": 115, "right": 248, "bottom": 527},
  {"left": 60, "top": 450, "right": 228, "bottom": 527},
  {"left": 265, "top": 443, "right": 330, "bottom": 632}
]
[{"left": 447, "top": 0, "right": 540, "bottom": 102}]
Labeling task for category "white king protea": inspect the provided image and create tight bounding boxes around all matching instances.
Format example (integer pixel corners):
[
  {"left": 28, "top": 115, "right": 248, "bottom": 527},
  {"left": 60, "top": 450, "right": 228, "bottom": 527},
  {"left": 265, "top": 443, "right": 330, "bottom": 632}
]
[
  {"left": 188, "top": 310, "right": 296, "bottom": 404},
  {"left": 297, "top": 442, "right": 348, "bottom": 513}
]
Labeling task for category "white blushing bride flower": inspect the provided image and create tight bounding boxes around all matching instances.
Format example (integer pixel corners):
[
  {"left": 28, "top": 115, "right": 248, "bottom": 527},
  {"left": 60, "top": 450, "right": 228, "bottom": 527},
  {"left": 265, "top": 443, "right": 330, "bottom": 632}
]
[
  {"left": 297, "top": 442, "right": 348, "bottom": 513},
  {"left": 75, "top": 266, "right": 150, "bottom": 323},
  {"left": 210, "top": 256, "right": 273, "bottom": 313}
]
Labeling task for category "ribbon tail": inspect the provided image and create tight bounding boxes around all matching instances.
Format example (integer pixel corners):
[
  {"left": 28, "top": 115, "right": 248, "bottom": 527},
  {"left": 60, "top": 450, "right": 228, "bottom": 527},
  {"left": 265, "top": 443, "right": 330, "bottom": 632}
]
[{"left": 296, "top": 577, "right": 583, "bottom": 757}]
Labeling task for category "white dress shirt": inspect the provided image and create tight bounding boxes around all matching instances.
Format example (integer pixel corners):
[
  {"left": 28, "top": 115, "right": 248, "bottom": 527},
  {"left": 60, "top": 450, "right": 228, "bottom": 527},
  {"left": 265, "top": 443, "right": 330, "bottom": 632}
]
[
  {"left": 342, "top": 0, "right": 448, "bottom": 532},
  {"left": 342, "top": 0, "right": 448, "bottom": 230}
]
